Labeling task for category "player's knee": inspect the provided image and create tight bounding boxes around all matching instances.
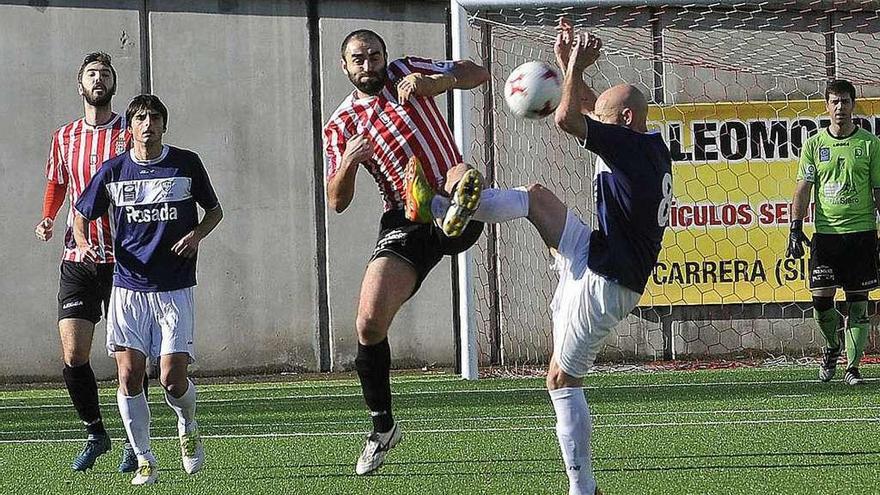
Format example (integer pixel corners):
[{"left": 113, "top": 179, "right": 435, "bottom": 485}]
[
  {"left": 356, "top": 314, "right": 389, "bottom": 344},
  {"left": 526, "top": 182, "right": 549, "bottom": 199},
  {"left": 444, "top": 163, "right": 471, "bottom": 193},
  {"left": 527, "top": 183, "right": 560, "bottom": 211},
  {"left": 845, "top": 292, "right": 869, "bottom": 323},
  {"left": 117, "top": 369, "right": 144, "bottom": 396},
  {"left": 159, "top": 368, "right": 188, "bottom": 397},
  {"left": 546, "top": 367, "right": 581, "bottom": 390},
  {"left": 845, "top": 292, "right": 868, "bottom": 304},
  {"left": 161, "top": 380, "right": 188, "bottom": 399},
  {"left": 812, "top": 295, "right": 834, "bottom": 312},
  {"left": 63, "top": 349, "right": 90, "bottom": 367}
]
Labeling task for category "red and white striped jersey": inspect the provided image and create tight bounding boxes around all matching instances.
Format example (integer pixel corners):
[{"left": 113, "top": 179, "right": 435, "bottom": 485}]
[
  {"left": 323, "top": 57, "right": 462, "bottom": 211},
  {"left": 45, "top": 113, "right": 130, "bottom": 263}
]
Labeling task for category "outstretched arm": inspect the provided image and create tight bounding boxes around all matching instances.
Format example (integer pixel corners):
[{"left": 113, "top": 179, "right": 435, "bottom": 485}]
[
  {"left": 397, "top": 60, "right": 490, "bottom": 102},
  {"left": 554, "top": 17, "right": 597, "bottom": 115},
  {"left": 555, "top": 32, "right": 602, "bottom": 140}
]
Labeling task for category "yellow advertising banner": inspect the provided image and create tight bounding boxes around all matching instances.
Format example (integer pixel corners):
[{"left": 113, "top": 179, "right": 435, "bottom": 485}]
[{"left": 641, "top": 98, "right": 880, "bottom": 306}]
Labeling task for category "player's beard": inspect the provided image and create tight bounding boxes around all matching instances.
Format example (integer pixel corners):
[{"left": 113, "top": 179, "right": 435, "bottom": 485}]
[
  {"left": 83, "top": 84, "right": 114, "bottom": 107},
  {"left": 348, "top": 67, "right": 387, "bottom": 96}
]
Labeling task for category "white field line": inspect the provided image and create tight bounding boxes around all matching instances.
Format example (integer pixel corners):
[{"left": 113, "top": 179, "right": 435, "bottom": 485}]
[
  {"left": 1, "top": 377, "right": 872, "bottom": 411},
  {"left": 4, "top": 405, "right": 880, "bottom": 437},
  {"left": 2, "top": 416, "right": 880, "bottom": 444},
  {"left": 0, "top": 376, "right": 463, "bottom": 402}
]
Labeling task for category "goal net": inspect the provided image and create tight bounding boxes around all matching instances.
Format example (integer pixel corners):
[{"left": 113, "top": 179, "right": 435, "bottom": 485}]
[{"left": 452, "top": 0, "right": 880, "bottom": 376}]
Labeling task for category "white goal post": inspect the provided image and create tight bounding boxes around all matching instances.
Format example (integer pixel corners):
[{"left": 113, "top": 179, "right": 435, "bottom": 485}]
[{"left": 452, "top": 0, "right": 880, "bottom": 379}]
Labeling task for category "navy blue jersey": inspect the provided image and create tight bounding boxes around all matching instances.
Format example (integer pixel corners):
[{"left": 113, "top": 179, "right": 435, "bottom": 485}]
[
  {"left": 75, "top": 145, "right": 220, "bottom": 292},
  {"left": 580, "top": 116, "right": 672, "bottom": 294}
]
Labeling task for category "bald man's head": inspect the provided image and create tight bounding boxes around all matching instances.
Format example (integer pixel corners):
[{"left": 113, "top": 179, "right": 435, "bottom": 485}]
[{"left": 593, "top": 84, "right": 649, "bottom": 132}]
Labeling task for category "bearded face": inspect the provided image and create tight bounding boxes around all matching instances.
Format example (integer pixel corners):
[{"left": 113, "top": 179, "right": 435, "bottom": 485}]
[
  {"left": 346, "top": 65, "right": 387, "bottom": 95},
  {"left": 82, "top": 81, "right": 115, "bottom": 106},
  {"left": 79, "top": 62, "right": 116, "bottom": 107},
  {"left": 342, "top": 38, "right": 388, "bottom": 96}
]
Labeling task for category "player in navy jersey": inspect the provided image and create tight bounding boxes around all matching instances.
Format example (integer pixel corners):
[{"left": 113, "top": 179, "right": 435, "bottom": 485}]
[
  {"left": 73, "top": 95, "right": 223, "bottom": 485},
  {"left": 410, "top": 23, "right": 671, "bottom": 495}
]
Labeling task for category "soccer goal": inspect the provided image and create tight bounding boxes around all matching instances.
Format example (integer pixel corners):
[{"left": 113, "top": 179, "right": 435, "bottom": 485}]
[{"left": 451, "top": 0, "right": 880, "bottom": 379}]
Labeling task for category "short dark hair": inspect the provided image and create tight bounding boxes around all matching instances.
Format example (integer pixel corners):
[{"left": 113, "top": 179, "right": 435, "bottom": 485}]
[
  {"left": 341, "top": 29, "right": 387, "bottom": 60},
  {"left": 825, "top": 79, "right": 856, "bottom": 102},
  {"left": 126, "top": 94, "right": 168, "bottom": 130},
  {"left": 78, "top": 52, "right": 117, "bottom": 84}
]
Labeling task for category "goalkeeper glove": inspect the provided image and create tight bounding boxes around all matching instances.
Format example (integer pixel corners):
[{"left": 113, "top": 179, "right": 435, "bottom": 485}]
[{"left": 786, "top": 219, "right": 810, "bottom": 259}]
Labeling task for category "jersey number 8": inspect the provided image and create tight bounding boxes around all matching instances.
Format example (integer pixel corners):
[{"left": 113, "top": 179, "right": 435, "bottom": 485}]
[{"left": 657, "top": 173, "right": 673, "bottom": 228}]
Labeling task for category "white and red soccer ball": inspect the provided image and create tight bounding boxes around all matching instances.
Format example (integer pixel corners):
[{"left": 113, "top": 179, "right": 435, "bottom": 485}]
[{"left": 503, "top": 61, "right": 562, "bottom": 120}]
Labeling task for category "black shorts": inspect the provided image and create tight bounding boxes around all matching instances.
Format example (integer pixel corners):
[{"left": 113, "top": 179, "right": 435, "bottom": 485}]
[
  {"left": 57, "top": 261, "right": 114, "bottom": 323},
  {"left": 371, "top": 210, "right": 484, "bottom": 294},
  {"left": 809, "top": 231, "right": 879, "bottom": 292}
]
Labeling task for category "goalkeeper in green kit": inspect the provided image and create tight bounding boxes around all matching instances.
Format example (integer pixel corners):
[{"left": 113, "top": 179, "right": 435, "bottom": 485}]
[{"left": 787, "top": 79, "right": 880, "bottom": 385}]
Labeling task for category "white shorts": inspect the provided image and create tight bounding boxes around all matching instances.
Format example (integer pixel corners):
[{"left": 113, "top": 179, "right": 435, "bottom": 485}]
[
  {"left": 550, "top": 210, "right": 642, "bottom": 378},
  {"left": 106, "top": 286, "right": 196, "bottom": 361}
]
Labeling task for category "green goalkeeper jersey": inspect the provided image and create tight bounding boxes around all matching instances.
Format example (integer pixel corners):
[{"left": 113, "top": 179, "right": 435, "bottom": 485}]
[{"left": 797, "top": 127, "right": 880, "bottom": 234}]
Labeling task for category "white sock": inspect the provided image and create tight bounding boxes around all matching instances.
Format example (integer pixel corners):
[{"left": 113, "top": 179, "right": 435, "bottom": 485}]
[
  {"left": 164, "top": 378, "right": 197, "bottom": 435},
  {"left": 117, "top": 389, "right": 156, "bottom": 464},
  {"left": 472, "top": 187, "right": 529, "bottom": 223},
  {"left": 549, "top": 387, "right": 596, "bottom": 495},
  {"left": 430, "top": 195, "right": 451, "bottom": 219}
]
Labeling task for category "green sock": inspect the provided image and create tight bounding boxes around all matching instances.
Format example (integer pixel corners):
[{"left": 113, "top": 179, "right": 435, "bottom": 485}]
[
  {"left": 845, "top": 301, "right": 869, "bottom": 368},
  {"left": 814, "top": 307, "right": 840, "bottom": 349}
]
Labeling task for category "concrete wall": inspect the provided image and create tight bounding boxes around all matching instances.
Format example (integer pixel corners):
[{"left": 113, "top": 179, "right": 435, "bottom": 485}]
[
  {"left": 1, "top": 1, "right": 143, "bottom": 379},
  {"left": 0, "top": 0, "right": 455, "bottom": 380}
]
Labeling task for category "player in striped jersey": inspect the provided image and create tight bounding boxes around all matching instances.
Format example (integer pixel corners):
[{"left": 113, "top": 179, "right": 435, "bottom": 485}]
[
  {"left": 323, "top": 29, "right": 489, "bottom": 475},
  {"left": 33, "top": 52, "right": 141, "bottom": 472}
]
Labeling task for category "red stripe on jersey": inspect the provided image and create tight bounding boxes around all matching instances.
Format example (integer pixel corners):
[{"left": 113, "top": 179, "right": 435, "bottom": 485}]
[
  {"left": 45, "top": 114, "right": 129, "bottom": 263},
  {"left": 322, "top": 57, "right": 463, "bottom": 212}
]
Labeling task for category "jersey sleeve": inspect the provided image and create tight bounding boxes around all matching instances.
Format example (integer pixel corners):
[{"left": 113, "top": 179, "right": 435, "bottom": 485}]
[
  {"left": 870, "top": 137, "right": 880, "bottom": 189},
  {"left": 323, "top": 119, "right": 348, "bottom": 182},
  {"left": 74, "top": 166, "right": 111, "bottom": 221},
  {"left": 579, "top": 115, "right": 649, "bottom": 175},
  {"left": 44, "top": 130, "right": 68, "bottom": 185},
  {"left": 797, "top": 136, "right": 817, "bottom": 183},
  {"left": 190, "top": 155, "right": 220, "bottom": 210},
  {"left": 398, "top": 57, "right": 455, "bottom": 76}
]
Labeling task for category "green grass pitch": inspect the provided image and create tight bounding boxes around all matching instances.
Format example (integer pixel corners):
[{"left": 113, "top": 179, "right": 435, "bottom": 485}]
[{"left": 1, "top": 366, "right": 879, "bottom": 494}]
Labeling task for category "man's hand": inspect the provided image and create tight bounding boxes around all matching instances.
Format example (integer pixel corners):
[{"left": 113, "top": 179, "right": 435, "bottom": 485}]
[
  {"left": 554, "top": 17, "right": 574, "bottom": 74},
  {"left": 786, "top": 219, "right": 811, "bottom": 259},
  {"left": 34, "top": 217, "right": 54, "bottom": 242},
  {"left": 568, "top": 32, "right": 602, "bottom": 74},
  {"left": 172, "top": 231, "right": 202, "bottom": 259},
  {"left": 76, "top": 242, "right": 99, "bottom": 263},
  {"left": 397, "top": 73, "right": 456, "bottom": 103},
  {"left": 342, "top": 134, "right": 374, "bottom": 165}
]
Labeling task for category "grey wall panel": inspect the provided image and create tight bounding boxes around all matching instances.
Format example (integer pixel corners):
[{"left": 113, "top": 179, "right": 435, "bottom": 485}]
[
  {"left": 318, "top": 0, "right": 457, "bottom": 370},
  {"left": 0, "top": 2, "right": 141, "bottom": 379},
  {"left": 149, "top": 0, "right": 318, "bottom": 373}
]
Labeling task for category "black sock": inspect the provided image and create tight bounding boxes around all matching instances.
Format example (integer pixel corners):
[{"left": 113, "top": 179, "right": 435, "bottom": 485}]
[
  {"left": 62, "top": 362, "right": 106, "bottom": 437},
  {"left": 355, "top": 338, "right": 394, "bottom": 433}
]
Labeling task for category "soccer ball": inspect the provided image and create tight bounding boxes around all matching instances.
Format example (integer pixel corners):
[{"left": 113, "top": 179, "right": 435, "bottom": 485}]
[{"left": 503, "top": 61, "right": 562, "bottom": 120}]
